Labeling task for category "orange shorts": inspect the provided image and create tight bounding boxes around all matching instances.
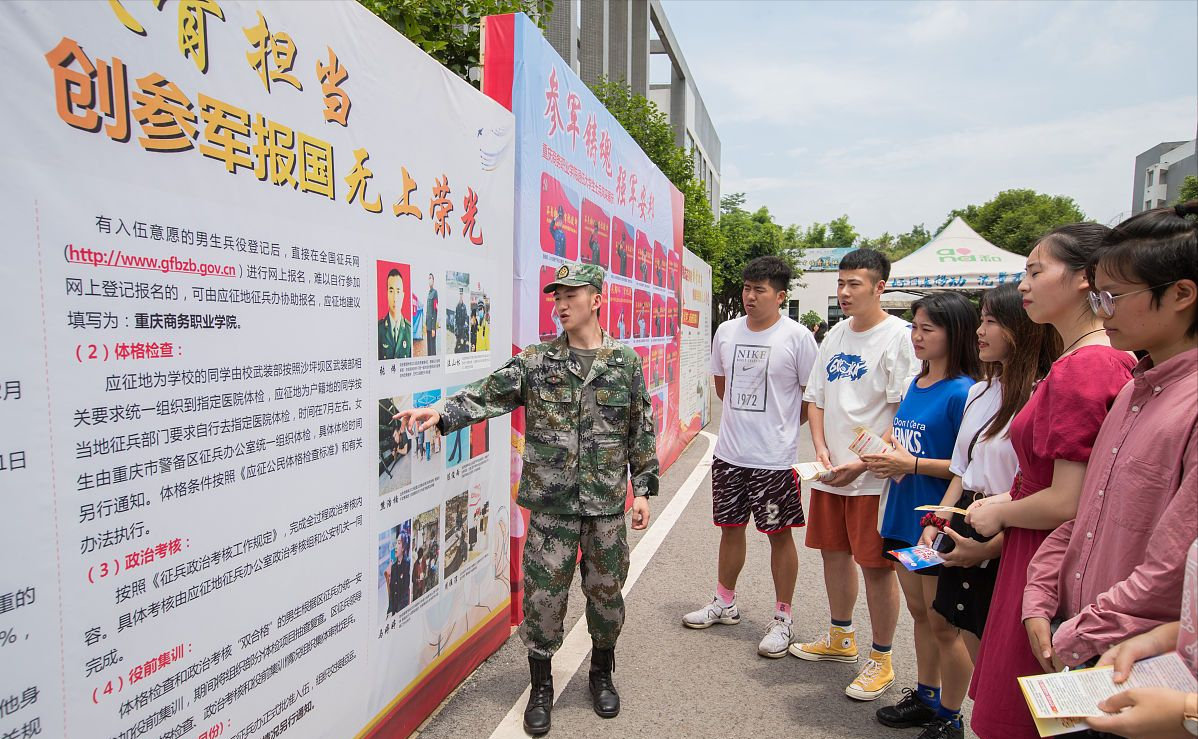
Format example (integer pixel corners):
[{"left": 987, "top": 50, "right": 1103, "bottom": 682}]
[{"left": 804, "top": 488, "right": 892, "bottom": 570}]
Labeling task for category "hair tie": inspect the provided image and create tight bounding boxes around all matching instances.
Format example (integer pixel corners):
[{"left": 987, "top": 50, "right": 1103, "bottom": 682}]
[{"left": 1175, "top": 203, "right": 1187, "bottom": 218}]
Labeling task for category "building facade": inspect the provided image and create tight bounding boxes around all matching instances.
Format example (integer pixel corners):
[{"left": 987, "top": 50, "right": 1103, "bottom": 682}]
[
  {"left": 1133, "top": 139, "right": 1196, "bottom": 213},
  {"left": 542, "top": 0, "right": 721, "bottom": 217}
]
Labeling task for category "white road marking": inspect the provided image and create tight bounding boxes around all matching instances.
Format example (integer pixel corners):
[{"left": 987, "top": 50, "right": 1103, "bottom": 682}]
[{"left": 486, "top": 431, "right": 717, "bottom": 739}]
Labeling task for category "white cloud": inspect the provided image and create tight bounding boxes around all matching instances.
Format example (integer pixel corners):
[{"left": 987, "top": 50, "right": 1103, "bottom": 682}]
[
  {"left": 659, "top": 0, "right": 1197, "bottom": 239},
  {"left": 901, "top": 1, "right": 970, "bottom": 44},
  {"left": 1022, "top": 1, "right": 1155, "bottom": 68},
  {"left": 750, "top": 96, "right": 1198, "bottom": 235}
]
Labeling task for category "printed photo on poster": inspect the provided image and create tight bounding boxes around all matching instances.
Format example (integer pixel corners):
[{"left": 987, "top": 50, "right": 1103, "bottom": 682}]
[
  {"left": 652, "top": 394, "right": 665, "bottom": 441},
  {"left": 378, "top": 261, "right": 413, "bottom": 360},
  {"left": 470, "top": 417, "right": 489, "bottom": 459},
  {"left": 379, "top": 394, "right": 414, "bottom": 493},
  {"left": 469, "top": 482, "right": 491, "bottom": 564},
  {"left": 469, "top": 280, "right": 494, "bottom": 353},
  {"left": 667, "top": 295, "right": 679, "bottom": 338},
  {"left": 379, "top": 521, "right": 413, "bottom": 621},
  {"left": 412, "top": 389, "right": 444, "bottom": 481},
  {"left": 653, "top": 240, "right": 666, "bottom": 288},
  {"left": 651, "top": 344, "right": 665, "bottom": 389},
  {"left": 580, "top": 199, "right": 610, "bottom": 269},
  {"left": 444, "top": 490, "right": 471, "bottom": 578},
  {"left": 635, "top": 230, "right": 652, "bottom": 284},
  {"left": 667, "top": 340, "right": 679, "bottom": 386},
  {"left": 633, "top": 289, "right": 651, "bottom": 339},
  {"left": 445, "top": 271, "right": 492, "bottom": 354},
  {"left": 416, "top": 271, "right": 442, "bottom": 357},
  {"left": 605, "top": 282, "right": 633, "bottom": 341},
  {"left": 444, "top": 384, "right": 471, "bottom": 470},
  {"left": 413, "top": 506, "right": 442, "bottom": 601},
  {"left": 539, "top": 265, "right": 564, "bottom": 340},
  {"left": 652, "top": 293, "right": 665, "bottom": 338},
  {"left": 540, "top": 172, "right": 579, "bottom": 260},
  {"left": 611, "top": 217, "right": 634, "bottom": 278},
  {"left": 668, "top": 248, "right": 681, "bottom": 293}
]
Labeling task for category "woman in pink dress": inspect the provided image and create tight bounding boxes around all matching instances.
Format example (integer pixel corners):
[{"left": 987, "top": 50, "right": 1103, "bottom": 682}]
[{"left": 965, "top": 223, "right": 1137, "bottom": 739}]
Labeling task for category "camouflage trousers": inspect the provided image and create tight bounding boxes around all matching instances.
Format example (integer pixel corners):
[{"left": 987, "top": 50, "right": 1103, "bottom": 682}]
[{"left": 519, "top": 512, "right": 629, "bottom": 659}]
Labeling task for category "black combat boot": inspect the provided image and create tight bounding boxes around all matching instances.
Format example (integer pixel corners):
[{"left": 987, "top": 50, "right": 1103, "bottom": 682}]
[
  {"left": 523, "top": 655, "right": 553, "bottom": 735},
  {"left": 588, "top": 647, "right": 620, "bottom": 718}
]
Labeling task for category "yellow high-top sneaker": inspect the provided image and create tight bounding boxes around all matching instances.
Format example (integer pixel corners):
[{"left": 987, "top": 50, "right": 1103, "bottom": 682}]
[
  {"left": 846, "top": 649, "right": 895, "bottom": 701},
  {"left": 788, "top": 625, "right": 858, "bottom": 662}
]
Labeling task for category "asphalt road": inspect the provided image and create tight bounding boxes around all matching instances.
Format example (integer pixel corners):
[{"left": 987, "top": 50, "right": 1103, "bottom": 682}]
[{"left": 414, "top": 401, "right": 976, "bottom": 739}]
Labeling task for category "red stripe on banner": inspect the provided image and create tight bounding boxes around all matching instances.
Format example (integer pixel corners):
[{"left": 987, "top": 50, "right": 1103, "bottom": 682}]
[
  {"left": 481, "top": 14, "right": 515, "bottom": 111},
  {"left": 359, "top": 605, "right": 512, "bottom": 739}
]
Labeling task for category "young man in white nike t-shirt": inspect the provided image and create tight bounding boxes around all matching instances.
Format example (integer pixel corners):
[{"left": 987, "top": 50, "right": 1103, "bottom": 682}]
[
  {"left": 792, "top": 248, "right": 918, "bottom": 702},
  {"left": 682, "top": 256, "right": 819, "bottom": 659}
]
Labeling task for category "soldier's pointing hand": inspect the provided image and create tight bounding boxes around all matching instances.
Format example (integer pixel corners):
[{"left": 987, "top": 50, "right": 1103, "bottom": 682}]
[{"left": 394, "top": 408, "right": 441, "bottom": 434}]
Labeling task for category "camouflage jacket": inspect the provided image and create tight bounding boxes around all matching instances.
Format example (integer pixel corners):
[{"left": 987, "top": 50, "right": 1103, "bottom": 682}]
[{"left": 439, "top": 332, "right": 659, "bottom": 516}]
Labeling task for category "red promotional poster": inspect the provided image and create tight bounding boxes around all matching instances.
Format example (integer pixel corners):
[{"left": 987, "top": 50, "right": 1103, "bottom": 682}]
[
  {"left": 580, "top": 199, "right": 610, "bottom": 269},
  {"left": 667, "top": 340, "right": 680, "bottom": 386},
  {"left": 606, "top": 282, "right": 634, "bottom": 341},
  {"left": 611, "top": 217, "right": 635, "bottom": 278},
  {"left": 650, "top": 344, "right": 665, "bottom": 389},
  {"left": 653, "top": 240, "right": 666, "bottom": 288},
  {"left": 652, "top": 293, "right": 666, "bottom": 338},
  {"left": 668, "top": 247, "right": 682, "bottom": 294},
  {"left": 377, "top": 260, "right": 414, "bottom": 361},
  {"left": 540, "top": 172, "right": 579, "bottom": 259},
  {"left": 667, "top": 295, "right": 680, "bottom": 338},
  {"left": 633, "top": 289, "right": 651, "bottom": 339},
  {"left": 538, "top": 265, "right": 563, "bottom": 339},
  {"left": 634, "top": 345, "right": 651, "bottom": 389},
  {"left": 635, "top": 230, "right": 652, "bottom": 284}
]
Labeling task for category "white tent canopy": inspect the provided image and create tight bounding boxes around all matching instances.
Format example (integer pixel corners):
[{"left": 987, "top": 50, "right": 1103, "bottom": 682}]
[{"left": 887, "top": 217, "right": 1028, "bottom": 291}]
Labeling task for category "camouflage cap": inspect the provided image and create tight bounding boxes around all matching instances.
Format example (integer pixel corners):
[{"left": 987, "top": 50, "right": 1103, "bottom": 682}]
[{"left": 543, "top": 262, "right": 605, "bottom": 293}]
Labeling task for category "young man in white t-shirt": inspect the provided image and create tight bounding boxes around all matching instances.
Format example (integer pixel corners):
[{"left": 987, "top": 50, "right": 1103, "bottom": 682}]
[
  {"left": 682, "top": 256, "right": 819, "bottom": 658},
  {"left": 792, "top": 248, "right": 918, "bottom": 701}
]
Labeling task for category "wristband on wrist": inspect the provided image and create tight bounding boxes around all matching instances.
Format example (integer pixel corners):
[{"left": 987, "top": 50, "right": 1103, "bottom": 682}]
[{"left": 914, "top": 457, "right": 920, "bottom": 475}]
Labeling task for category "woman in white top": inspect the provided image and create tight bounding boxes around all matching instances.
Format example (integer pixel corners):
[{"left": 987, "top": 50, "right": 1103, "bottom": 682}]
[{"left": 910, "top": 284, "right": 1060, "bottom": 737}]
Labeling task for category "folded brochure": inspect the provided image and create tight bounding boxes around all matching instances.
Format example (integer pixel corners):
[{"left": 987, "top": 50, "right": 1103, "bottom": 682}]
[
  {"left": 849, "top": 426, "right": 905, "bottom": 483},
  {"left": 1018, "top": 651, "right": 1197, "bottom": 736},
  {"left": 888, "top": 545, "right": 944, "bottom": 571},
  {"left": 793, "top": 462, "right": 831, "bottom": 481}
]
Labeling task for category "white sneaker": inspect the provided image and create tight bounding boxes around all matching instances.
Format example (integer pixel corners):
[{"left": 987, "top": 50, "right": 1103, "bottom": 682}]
[
  {"left": 682, "top": 597, "right": 740, "bottom": 629},
  {"left": 757, "top": 616, "right": 794, "bottom": 658}
]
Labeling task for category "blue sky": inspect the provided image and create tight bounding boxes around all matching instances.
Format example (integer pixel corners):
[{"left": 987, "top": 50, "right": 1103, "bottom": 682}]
[{"left": 658, "top": 0, "right": 1198, "bottom": 238}]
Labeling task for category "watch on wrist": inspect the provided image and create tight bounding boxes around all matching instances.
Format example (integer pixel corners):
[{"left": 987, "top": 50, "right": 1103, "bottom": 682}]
[{"left": 1183, "top": 692, "right": 1198, "bottom": 736}]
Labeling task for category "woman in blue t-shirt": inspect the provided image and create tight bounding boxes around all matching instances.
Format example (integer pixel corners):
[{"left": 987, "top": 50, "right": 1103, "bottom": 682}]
[{"left": 862, "top": 292, "right": 980, "bottom": 731}]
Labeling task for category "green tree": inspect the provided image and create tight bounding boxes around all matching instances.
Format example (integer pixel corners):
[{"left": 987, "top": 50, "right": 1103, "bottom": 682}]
[
  {"left": 589, "top": 77, "right": 726, "bottom": 295},
  {"left": 711, "top": 195, "right": 801, "bottom": 325},
  {"left": 799, "top": 309, "right": 822, "bottom": 329},
  {"left": 860, "top": 224, "right": 932, "bottom": 261},
  {"left": 1175, "top": 175, "right": 1198, "bottom": 204},
  {"left": 938, "top": 189, "right": 1086, "bottom": 256},
  {"left": 358, "top": 0, "right": 549, "bottom": 84}
]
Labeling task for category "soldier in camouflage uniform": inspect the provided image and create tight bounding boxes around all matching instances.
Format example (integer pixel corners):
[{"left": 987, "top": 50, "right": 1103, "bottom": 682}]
[{"left": 396, "top": 263, "right": 659, "bottom": 736}]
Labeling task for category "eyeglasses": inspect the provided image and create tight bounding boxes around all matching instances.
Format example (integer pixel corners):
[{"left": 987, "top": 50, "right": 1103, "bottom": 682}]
[{"left": 1087, "top": 281, "right": 1177, "bottom": 317}]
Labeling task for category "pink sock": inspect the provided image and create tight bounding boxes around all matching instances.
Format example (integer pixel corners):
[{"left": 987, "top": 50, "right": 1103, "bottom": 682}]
[
  {"left": 776, "top": 602, "right": 792, "bottom": 618},
  {"left": 716, "top": 583, "right": 735, "bottom": 605}
]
